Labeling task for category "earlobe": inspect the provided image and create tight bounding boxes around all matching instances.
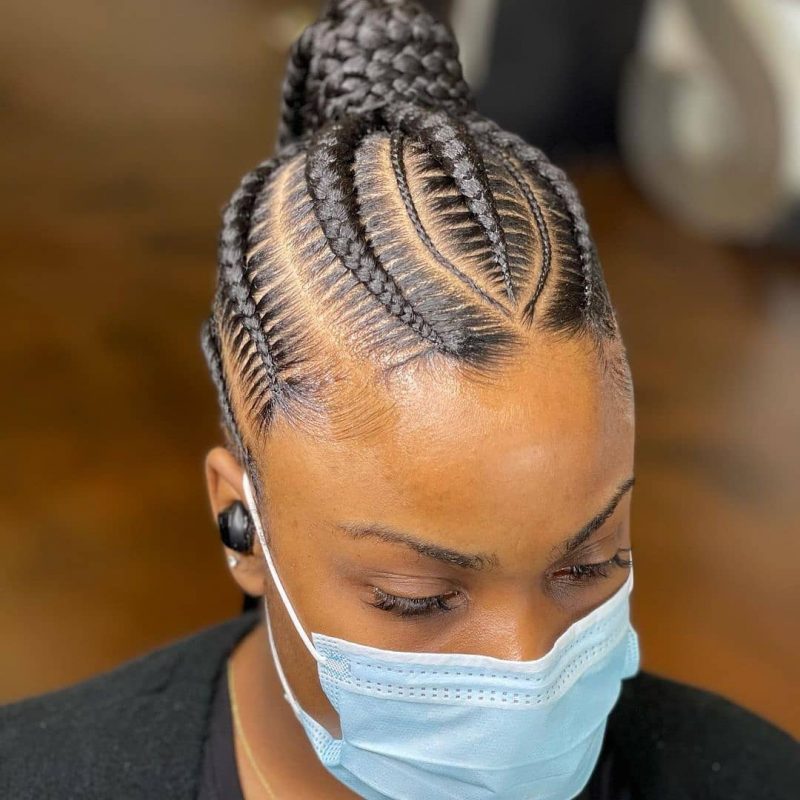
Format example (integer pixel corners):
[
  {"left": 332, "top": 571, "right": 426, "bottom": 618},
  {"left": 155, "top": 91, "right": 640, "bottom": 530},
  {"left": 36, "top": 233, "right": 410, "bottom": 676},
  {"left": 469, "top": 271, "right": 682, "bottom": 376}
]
[{"left": 223, "top": 544, "right": 268, "bottom": 598}]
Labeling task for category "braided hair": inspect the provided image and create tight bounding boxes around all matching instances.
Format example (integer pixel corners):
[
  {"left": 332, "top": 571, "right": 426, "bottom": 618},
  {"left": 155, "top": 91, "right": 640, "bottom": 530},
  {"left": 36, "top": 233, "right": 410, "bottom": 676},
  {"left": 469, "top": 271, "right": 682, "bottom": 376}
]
[{"left": 201, "top": 0, "right": 630, "bottom": 502}]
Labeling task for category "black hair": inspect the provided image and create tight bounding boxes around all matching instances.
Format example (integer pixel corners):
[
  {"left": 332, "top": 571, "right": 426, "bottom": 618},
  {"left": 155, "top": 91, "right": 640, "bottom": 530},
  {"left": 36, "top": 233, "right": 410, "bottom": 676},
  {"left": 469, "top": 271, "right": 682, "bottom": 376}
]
[{"left": 201, "top": 0, "right": 631, "bottom": 503}]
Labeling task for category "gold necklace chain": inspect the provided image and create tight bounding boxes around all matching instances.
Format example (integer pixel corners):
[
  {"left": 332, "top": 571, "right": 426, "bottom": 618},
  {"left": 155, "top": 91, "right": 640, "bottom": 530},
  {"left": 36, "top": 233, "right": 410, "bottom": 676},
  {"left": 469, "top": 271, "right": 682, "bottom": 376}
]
[{"left": 227, "top": 660, "right": 279, "bottom": 800}]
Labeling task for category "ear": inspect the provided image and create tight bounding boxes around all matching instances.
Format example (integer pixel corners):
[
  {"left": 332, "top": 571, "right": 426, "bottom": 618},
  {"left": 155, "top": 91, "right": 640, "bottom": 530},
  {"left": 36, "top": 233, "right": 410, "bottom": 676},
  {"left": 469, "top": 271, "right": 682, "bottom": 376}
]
[{"left": 204, "top": 446, "right": 267, "bottom": 598}]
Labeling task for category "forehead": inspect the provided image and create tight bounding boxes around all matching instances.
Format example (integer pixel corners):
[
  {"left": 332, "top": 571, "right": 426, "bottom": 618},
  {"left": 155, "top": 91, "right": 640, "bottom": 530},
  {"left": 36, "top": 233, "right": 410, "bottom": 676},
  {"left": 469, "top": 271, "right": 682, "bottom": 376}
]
[{"left": 257, "top": 337, "right": 634, "bottom": 558}]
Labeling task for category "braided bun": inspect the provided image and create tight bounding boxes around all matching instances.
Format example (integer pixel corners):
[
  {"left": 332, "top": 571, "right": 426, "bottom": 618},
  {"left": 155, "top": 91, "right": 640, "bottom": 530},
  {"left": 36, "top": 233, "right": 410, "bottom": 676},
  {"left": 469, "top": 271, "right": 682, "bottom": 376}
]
[{"left": 277, "top": 0, "right": 474, "bottom": 150}]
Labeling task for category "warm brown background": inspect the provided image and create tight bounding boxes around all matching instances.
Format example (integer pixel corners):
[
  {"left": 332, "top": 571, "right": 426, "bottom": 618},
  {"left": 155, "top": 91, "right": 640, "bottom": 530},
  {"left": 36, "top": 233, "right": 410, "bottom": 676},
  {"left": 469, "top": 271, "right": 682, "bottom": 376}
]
[{"left": 1, "top": 0, "right": 798, "bottom": 737}]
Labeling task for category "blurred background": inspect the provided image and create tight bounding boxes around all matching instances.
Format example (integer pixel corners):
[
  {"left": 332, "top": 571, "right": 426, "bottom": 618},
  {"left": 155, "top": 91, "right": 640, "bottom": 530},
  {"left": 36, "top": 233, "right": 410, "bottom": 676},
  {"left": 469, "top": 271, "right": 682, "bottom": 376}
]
[{"left": 1, "top": 0, "right": 798, "bottom": 736}]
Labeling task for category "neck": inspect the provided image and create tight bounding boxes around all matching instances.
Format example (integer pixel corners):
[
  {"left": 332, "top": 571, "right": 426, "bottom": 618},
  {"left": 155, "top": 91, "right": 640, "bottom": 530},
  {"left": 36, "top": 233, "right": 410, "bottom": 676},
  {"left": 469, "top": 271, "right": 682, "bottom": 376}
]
[{"left": 227, "top": 620, "right": 357, "bottom": 799}]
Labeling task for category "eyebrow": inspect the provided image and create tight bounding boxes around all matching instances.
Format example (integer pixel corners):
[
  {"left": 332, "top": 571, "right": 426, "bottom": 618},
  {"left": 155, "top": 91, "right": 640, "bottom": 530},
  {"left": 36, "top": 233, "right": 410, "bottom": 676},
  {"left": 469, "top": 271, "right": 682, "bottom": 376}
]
[
  {"left": 337, "top": 521, "right": 497, "bottom": 570},
  {"left": 561, "top": 475, "right": 636, "bottom": 554},
  {"left": 336, "top": 476, "right": 635, "bottom": 571}
]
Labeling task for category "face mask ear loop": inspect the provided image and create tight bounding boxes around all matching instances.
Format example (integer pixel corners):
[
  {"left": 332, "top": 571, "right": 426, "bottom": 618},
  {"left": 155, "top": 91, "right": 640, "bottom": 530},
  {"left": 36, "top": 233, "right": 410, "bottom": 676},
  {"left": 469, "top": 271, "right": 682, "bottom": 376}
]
[
  {"left": 241, "top": 471, "right": 328, "bottom": 666},
  {"left": 263, "top": 592, "right": 308, "bottom": 716}
]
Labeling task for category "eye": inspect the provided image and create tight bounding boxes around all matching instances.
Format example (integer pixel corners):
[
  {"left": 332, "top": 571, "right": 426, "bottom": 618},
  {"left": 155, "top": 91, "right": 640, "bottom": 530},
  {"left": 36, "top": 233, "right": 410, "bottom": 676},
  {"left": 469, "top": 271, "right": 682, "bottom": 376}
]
[
  {"left": 551, "top": 548, "right": 632, "bottom": 584},
  {"left": 368, "top": 587, "right": 462, "bottom": 618}
]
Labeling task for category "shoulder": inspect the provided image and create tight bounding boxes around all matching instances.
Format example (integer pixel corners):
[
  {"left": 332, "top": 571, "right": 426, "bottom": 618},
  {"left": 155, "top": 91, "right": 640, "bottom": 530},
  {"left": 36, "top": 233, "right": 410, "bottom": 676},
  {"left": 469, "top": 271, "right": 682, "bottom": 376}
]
[
  {"left": 0, "top": 611, "right": 260, "bottom": 800},
  {"left": 607, "top": 670, "right": 799, "bottom": 799}
]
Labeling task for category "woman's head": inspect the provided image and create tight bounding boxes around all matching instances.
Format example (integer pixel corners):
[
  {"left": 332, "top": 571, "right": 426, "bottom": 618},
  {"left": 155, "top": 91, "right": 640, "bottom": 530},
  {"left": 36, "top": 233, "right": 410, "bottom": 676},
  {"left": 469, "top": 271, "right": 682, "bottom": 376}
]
[{"left": 203, "top": 0, "right": 634, "bottom": 725}]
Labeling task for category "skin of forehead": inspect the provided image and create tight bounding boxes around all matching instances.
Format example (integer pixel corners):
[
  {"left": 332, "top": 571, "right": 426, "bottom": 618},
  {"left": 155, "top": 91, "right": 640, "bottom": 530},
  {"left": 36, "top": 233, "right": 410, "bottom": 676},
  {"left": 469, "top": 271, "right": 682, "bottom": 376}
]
[{"left": 252, "top": 335, "right": 635, "bottom": 567}]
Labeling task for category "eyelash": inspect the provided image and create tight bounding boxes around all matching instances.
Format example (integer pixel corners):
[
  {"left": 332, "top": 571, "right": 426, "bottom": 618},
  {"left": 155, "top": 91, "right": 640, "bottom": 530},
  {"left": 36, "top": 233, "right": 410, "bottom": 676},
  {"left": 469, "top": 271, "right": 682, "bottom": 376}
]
[
  {"left": 551, "top": 548, "right": 633, "bottom": 583},
  {"left": 368, "top": 549, "right": 632, "bottom": 619},
  {"left": 369, "top": 588, "right": 461, "bottom": 618}
]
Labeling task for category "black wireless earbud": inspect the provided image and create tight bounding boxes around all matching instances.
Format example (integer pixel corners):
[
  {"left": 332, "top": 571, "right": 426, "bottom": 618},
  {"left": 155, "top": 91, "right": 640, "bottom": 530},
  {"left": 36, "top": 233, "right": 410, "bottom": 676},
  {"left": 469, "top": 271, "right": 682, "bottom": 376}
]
[{"left": 217, "top": 500, "right": 254, "bottom": 554}]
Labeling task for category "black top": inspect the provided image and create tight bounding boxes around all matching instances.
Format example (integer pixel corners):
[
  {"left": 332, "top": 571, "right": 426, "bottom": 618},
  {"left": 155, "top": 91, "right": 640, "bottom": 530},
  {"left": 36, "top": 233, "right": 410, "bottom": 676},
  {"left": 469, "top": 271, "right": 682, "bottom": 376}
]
[
  {"left": 1, "top": 609, "right": 797, "bottom": 799},
  {"left": 197, "top": 666, "right": 244, "bottom": 800}
]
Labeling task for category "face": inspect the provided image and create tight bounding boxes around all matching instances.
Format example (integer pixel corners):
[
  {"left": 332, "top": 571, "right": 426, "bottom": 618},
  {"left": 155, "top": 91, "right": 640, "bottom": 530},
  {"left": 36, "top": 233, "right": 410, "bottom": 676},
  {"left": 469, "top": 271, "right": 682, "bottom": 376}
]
[{"left": 207, "top": 335, "right": 635, "bottom": 735}]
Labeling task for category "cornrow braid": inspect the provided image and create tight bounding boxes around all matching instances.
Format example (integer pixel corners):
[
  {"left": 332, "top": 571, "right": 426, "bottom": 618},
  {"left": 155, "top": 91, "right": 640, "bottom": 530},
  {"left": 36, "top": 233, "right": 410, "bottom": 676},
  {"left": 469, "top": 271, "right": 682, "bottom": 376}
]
[
  {"left": 387, "top": 103, "right": 515, "bottom": 303},
  {"left": 388, "top": 130, "right": 513, "bottom": 318},
  {"left": 305, "top": 114, "right": 462, "bottom": 355},
  {"left": 218, "top": 167, "right": 281, "bottom": 402},
  {"left": 486, "top": 144, "right": 552, "bottom": 326},
  {"left": 200, "top": 316, "right": 247, "bottom": 466},
  {"left": 215, "top": 142, "right": 306, "bottom": 422},
  {"left": 466, "top": 113, "right": 617, "bottom": 337}
]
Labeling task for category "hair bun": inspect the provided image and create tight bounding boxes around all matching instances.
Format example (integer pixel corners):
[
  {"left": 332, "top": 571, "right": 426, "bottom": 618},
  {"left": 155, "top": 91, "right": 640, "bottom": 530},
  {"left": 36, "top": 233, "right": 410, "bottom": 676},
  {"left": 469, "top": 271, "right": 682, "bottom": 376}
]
[{"left": 277, "top": 0, "right": 474, "bottom": 149}]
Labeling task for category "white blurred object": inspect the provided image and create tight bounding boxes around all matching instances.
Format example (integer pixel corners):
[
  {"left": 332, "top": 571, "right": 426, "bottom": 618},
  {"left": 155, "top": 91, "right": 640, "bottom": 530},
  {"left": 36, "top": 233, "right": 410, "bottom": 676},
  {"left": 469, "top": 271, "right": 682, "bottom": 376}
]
[
  {"left": 620, "top": 0, "right": 800, "bottom": 243},
  {"left": 449, "top": 0, "right": 499, "bottom": 91}
]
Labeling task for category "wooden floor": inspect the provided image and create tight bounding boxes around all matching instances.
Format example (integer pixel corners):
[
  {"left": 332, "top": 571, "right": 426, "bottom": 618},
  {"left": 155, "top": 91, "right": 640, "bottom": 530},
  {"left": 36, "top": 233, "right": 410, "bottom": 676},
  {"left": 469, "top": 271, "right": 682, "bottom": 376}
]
[{"left": 1, "top": 0, "right": 798, "bottom": 736}]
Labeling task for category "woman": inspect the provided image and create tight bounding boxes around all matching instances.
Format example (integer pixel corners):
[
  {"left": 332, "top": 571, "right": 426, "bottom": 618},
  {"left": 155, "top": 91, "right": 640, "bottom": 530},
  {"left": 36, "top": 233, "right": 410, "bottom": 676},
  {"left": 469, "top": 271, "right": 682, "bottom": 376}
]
[{"left": 1, "top": 1, "right": 796, "bottom": 798}]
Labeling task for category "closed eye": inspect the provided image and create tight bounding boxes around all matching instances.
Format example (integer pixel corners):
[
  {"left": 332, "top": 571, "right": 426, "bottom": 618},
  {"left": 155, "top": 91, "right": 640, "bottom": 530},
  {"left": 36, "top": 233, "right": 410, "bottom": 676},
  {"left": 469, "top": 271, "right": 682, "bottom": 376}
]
[
  {"left": 367, "top": 587, "right": 463, "bottom": 618},
  {"left": 365, "top": 549, "right": 632, "bottom": 619},
  {"left": 550, "top": 548, "right": 632, "bottom": 584}
]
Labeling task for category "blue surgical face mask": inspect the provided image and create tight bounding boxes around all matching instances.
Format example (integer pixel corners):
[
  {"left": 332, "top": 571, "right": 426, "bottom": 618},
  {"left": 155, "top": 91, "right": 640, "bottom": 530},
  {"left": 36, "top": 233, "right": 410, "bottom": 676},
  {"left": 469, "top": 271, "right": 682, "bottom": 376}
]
[{"left": 242, "top": 472, "right": 640, "bottom": 800}]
